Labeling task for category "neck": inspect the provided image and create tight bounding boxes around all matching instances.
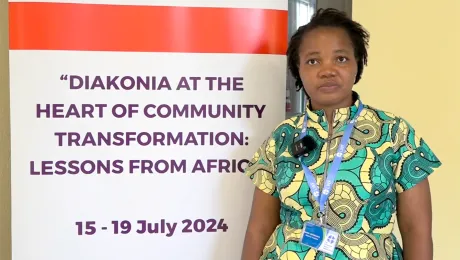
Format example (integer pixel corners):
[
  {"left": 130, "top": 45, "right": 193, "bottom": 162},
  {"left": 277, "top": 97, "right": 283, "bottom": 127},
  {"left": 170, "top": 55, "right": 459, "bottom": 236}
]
[{"left": 310, "top": 94, "right": 354, "bottom": 125}]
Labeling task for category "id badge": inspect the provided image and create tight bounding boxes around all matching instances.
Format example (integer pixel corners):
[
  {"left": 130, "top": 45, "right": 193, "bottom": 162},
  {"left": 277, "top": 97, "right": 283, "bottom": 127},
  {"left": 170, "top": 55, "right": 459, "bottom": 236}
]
[{"left": 299, "top": 221, "right": 339, "bottom": 255}]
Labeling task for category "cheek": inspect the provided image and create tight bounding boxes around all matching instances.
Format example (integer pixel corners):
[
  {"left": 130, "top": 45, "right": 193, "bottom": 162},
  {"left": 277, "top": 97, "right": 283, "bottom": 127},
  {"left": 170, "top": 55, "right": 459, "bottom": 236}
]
[
  {"left": 349, "top": 60, "right": 359, "bottom": 78},
  {"left": 340, "top": 66, "right": 358, "bottom": 83},
  {"left": 341, "top": 70, "right": 356, "bottom": 83},
  {"left": 299, "top": 67, "right": 317, "bottom": 87}
]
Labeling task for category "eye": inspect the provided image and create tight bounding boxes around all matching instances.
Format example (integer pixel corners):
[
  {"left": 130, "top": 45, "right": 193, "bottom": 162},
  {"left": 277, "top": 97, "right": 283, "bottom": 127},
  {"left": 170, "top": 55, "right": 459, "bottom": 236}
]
[
  {"left": 306, "top": 59, "right": 318, "bottom": 65},
  {"left": 337, "top": 56, "right": 348, "bottom": 63}
]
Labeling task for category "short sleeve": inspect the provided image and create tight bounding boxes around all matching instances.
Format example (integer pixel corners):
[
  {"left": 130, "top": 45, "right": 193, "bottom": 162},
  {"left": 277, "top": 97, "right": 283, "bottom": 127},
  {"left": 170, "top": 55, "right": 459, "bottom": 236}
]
[
  {"left": 244, "top": 134, "right": 279, "bottom": 198},
  {"left": 392, "top": 117, "right": 442, "bottom": 193}
]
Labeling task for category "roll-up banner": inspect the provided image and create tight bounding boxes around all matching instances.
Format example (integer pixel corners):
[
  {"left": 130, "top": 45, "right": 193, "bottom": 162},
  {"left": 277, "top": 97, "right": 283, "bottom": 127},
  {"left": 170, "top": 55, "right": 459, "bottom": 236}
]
[{"left": 9, "top": 1, "right": 288, "bottom": 259}]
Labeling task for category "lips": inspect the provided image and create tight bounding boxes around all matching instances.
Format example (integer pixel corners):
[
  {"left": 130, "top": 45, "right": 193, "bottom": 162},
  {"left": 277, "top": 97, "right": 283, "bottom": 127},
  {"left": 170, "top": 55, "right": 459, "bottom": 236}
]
[
  {"left": 319, "top": 81, "right": 340, "bottom": 88},
  {"left": 317, "top": 82, "right": 341, "bottom": 93}
]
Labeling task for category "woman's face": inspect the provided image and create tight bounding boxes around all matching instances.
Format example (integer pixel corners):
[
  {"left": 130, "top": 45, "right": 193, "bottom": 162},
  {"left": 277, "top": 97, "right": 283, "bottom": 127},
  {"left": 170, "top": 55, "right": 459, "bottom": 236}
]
[{"left": 298, "top": 26, "right": 358, "bottom": 110}]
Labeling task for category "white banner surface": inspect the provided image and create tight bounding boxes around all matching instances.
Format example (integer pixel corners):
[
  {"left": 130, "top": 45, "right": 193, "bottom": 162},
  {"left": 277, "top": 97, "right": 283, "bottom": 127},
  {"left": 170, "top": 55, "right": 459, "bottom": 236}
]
[{"left": 9, "top": 1, "right": 288, "bottom": 259}]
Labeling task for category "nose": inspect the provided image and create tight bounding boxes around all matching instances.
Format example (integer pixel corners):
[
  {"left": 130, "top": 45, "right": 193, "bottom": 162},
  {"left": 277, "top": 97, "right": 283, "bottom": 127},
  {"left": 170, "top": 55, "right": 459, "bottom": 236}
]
[{"left": 318, "top": 63, "right": 337, "bottom": 78}]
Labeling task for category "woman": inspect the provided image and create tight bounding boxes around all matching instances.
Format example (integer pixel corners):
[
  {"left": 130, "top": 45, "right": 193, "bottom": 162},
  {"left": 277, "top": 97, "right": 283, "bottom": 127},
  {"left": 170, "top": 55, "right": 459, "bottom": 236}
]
[{"left": 241, "top": 8, "right": 441, "bottom": 260}]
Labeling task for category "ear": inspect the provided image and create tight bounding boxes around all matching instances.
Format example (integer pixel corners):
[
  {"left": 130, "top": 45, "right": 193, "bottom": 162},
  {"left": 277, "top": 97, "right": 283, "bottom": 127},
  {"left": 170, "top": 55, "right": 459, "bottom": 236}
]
[{"left": 295, "top": 78, "right": 303, "bottom": 91}]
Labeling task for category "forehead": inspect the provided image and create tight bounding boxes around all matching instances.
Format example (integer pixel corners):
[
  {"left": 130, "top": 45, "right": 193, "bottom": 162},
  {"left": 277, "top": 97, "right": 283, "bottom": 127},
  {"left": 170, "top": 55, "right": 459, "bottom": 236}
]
[{"left": 299, "top": 26, "right": 354, "bottom": 54}]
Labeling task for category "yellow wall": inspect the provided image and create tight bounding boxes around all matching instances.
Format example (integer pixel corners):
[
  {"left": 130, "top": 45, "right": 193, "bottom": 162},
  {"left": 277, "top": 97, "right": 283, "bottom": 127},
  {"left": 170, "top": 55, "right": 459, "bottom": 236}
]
[
  {"left": 353, "top": 0, "right": 459, "bottom": 259},
  {"left": 0, "top": 0, "right": 11, "bottom": 259}
]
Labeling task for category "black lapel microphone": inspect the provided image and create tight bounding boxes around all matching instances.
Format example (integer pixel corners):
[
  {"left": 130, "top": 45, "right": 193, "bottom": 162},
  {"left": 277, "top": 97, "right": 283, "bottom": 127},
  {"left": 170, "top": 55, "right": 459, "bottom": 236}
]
[{"left": 292, "top": 136, "right": 317, "bottom": 158}]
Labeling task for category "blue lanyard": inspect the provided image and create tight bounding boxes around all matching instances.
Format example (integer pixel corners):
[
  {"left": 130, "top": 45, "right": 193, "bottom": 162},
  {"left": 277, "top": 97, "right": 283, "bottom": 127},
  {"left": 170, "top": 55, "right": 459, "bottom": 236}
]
[{"left": 299, "top": 101, "right": 364, "bottom": 214}]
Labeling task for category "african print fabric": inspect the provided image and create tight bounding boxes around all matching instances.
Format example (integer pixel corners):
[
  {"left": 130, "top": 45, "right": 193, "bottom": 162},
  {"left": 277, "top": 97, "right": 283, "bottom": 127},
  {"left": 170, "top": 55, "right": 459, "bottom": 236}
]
[{"left": 244, "top": 92, "right": 441, "bottom": 260}]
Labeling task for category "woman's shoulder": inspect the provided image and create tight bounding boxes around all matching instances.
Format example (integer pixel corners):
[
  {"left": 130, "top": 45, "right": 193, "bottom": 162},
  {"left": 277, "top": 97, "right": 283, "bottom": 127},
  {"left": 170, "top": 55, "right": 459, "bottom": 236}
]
[
  {"left": 364, "top": 104, "right": 398, "bottom": 120},
  {"left": 362, "top": 104, "right": 434, "bottom": 155},
  {"left": 362, "top": 104, "right": 413, "bottom": 129},
  {"left": 267, "top": 113, "right": 304, "bottom": 140}
]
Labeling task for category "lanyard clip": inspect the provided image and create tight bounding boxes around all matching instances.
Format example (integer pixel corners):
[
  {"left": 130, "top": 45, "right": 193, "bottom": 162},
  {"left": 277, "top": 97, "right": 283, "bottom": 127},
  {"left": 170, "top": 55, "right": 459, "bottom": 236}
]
[{"left": 317, "top": 211, "right": 326, "bottom": 225}]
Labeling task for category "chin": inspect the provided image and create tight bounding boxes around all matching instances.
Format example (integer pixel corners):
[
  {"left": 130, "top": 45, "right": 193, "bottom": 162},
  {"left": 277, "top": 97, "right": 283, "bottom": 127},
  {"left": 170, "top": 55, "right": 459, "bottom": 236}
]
[
  {"left": 317, "top": 92, "right": 344, "bottom": 102},
  {"left": 313, "top": 93, "right": 350, "bottom": 108}
]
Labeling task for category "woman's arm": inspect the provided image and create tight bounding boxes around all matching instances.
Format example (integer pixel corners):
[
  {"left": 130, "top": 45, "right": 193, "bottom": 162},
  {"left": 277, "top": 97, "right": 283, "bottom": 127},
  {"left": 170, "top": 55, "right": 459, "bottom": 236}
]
[
  {"left": 397, "top": 179, "right": 433, "bottom": 260},
  {"left": 241, "top": 188, "right": 281, "bottom": 260}
]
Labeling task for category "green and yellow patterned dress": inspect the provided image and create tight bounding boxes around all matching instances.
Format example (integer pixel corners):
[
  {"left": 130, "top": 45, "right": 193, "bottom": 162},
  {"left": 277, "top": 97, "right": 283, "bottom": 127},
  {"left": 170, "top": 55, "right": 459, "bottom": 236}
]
[{"left": 244, "top": 92, "right": 441, "bottom": 260}]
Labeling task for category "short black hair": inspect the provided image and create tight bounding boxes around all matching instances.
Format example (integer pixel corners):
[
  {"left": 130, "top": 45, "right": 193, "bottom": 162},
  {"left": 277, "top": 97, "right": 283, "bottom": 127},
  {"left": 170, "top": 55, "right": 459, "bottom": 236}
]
[{"left": 287, "top": 8, "right": 370, "bottom": 91}]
